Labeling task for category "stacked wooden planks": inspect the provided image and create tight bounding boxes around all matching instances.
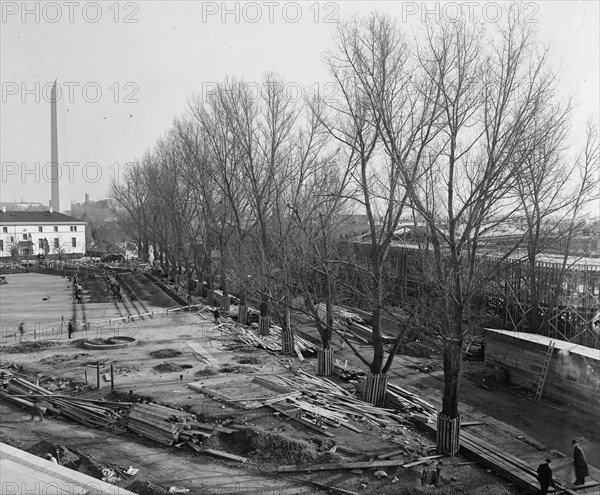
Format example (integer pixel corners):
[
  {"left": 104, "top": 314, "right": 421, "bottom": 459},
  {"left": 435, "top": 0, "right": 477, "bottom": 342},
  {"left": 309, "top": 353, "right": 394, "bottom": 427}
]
[
  {"left": 386, "top": 383, "right": 437, "bottom": 416},
  {"left": 349, "top": 373, "right": 437, "bottom": 416},
  {"left": 232, "top": 325, "right": 319, "bottom": 354},
  {"left": 416, "top": 419, "right": 579, "bottom": 495},
  {"left": 276, "top": 370, "right": 405, "bottom": 431},
  {"left": 127, "top": 403, "right": 195, "bottom": 446},
  {"left": 4, "top": 377, "right": 128, "bottom": 427}
]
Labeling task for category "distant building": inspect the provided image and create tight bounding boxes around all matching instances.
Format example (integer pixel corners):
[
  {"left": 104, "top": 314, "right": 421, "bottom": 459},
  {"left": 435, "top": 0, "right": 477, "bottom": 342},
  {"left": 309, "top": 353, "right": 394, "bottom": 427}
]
[
  {"left": 0, "top": 208, "right": 86, "bottom": 259},
  {"left": 0, "top": 201, "right": 46, "bottom": 212}
]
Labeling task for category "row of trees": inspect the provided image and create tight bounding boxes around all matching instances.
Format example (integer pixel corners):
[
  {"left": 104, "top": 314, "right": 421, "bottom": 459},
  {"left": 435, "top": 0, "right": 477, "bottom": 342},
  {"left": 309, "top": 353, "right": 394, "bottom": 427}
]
[{"left": 111, "top": 14, "right": 598, "bottom": 453}]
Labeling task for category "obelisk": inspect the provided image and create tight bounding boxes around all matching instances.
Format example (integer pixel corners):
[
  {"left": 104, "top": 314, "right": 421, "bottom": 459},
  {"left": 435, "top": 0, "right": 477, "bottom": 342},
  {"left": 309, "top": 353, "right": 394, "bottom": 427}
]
[{"left": 50, "top": 79, "right": 60, "bottom": 212}]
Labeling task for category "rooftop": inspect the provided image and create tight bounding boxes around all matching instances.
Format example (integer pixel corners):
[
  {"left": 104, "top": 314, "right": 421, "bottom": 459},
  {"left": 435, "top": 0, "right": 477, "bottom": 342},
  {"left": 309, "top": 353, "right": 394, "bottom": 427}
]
[
  {"left": 485, "top": 328, "right": 600, "bottom": 361},
  {"left": 0, "top": 211, "right": 86, "bottom": 225}
]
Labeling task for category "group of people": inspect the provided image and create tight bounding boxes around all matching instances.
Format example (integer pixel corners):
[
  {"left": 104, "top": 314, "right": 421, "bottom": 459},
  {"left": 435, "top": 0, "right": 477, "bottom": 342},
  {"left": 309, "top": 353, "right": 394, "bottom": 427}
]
[
  {"left": 72, "top": 274, "right": 83, "bottom": 303},
  {"left": 536, "top": 440, "right": 589, "bottom": 494}
]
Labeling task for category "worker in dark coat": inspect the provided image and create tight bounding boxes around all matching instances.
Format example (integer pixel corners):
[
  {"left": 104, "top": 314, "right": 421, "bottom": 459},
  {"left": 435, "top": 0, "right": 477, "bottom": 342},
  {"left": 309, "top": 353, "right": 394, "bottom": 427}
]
[
  {"left": 68, "top": 321, "right": 74, "bottom": 339},
  {"left": 30, "top": 396, "right": 44, "bottom": 421},
  {"left": 536, "top": 458, "right": 555, "bottom": 495},
  {"left": 572, "top": 440, "right": 589, "bottom": 485}
]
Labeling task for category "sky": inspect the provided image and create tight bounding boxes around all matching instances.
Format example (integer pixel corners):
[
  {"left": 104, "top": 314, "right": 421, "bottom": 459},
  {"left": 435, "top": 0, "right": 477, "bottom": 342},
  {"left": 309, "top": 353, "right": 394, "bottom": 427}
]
[{"left": 1, "top": 1, "right": 598, "bottom": 213}]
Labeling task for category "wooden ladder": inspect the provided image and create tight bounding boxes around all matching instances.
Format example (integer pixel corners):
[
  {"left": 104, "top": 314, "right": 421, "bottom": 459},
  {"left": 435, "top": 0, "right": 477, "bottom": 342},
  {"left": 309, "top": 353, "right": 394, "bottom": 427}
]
[{"left": 535, "top": 341, "right": 555, "bottom": 401}]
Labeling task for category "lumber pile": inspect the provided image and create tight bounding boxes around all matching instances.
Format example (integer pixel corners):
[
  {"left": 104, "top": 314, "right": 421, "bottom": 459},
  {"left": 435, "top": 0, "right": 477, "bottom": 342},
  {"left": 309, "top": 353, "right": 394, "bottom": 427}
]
[
  {"left": 333, "top": 359, "right": 366, "bottom": 380},
  {"left": 0, "top": 368, "right": 14, "bottom": 387},
  {"left": 464, "top": 337, "right": 485, "bottom": 361},
  {"left": 333, "top": 358, "right": 437, "bottom": 420},
  {"left": 317, "top": 303, "right": 395, "bottom": 345},
  {"left": 276, "top": 370, "right": 405, "bottom": 431},
  {"left": 127, "top": 403, "right": 195, "bottom": 446},
  {"left": 4, "top": 377, "right": 128, "bottom": 427},
  {"left": 232, "top": 325, "right": 319, "bottom": 355},
  {"left": 386, "top": 383, "right": 437, "bottom": 416},
  {"left": 416, "top": 419, "right": 585, "bottom": 495}
]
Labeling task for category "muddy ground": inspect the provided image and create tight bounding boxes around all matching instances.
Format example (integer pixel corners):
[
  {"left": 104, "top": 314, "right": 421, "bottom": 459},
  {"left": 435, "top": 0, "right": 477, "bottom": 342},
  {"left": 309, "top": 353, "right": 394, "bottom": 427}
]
[{"left": 0, "top": 272, "right": 599, "bottom": 495}]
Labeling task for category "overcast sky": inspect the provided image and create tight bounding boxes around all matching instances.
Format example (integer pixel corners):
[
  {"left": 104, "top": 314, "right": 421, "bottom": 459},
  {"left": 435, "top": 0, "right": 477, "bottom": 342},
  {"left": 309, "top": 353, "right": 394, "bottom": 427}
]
[{"left": 1, "top": 1, "right": 598, "bottom": 213}]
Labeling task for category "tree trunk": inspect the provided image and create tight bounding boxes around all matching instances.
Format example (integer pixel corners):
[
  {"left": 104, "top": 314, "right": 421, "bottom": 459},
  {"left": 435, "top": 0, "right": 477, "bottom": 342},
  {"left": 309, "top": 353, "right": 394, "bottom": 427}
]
[
  {"left": 441, "top": 338, "right": 462, "bottom": 417},
  {"left": 436, "top": 413, "right": 461, "bottom": 455},
  {"left": 364, "top": 371, "right": 388, "bottom": 406},
  {"left": 206, "top": 276, "right": 215, "bottom": 306},
  {"left": 281, "top": 326, "right": 295, "bottom": 355},
  {"left": 317, "top": 348, "right": 335, "bottom": 376},
  {"left": 238, "top": 289, "right": 247, "bottom": 325},
  {"left": 370, "top": 307, "right": 384, "bottom": 373}
]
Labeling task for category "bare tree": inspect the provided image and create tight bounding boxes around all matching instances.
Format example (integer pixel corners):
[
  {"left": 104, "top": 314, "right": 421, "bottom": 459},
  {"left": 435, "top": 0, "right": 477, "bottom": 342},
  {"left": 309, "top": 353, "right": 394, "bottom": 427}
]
[
  {"left": 392, "top": 18, "right": 568, "bottom": 453},
  {"left": 323, "top": 13, "right": 441, "bottom": 402}
]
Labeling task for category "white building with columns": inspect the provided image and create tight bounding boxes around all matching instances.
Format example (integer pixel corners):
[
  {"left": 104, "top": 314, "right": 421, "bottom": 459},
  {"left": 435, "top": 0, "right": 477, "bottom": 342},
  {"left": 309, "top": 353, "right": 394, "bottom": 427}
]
[{"left": 0, "top": 208, "right": 86, "bottom": 259}]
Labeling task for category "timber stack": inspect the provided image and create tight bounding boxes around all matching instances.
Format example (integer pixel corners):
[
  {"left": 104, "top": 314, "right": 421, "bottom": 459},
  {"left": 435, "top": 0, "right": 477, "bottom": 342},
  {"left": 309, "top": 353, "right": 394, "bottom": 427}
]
[
  {"left": 127, "top": 403, "right": 195, "bottom": 446},
  {"left": 3, "top": 377, "right": 128, "bottom": 427},
  {"left": 232, "top": 325, "right": 319, "bottom": 355}
]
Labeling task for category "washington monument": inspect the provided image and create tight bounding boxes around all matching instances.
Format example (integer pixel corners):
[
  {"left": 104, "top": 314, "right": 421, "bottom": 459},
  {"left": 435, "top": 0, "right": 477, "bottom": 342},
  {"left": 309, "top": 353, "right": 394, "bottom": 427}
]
[{"left": 50, "top": 79, "right": 60, "bottom": 212}]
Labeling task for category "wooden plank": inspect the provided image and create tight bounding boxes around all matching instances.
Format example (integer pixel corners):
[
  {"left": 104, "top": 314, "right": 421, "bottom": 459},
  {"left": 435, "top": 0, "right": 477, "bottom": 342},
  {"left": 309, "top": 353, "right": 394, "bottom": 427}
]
[
  {"left": 187, "top": 422, "right": 237, "bottom": 434},
  {"left": 402, "top": 455, "right": 444, "bottom": 468},
  {"left": 186, "top": 340, "right": 220, "bottom": 366},
  {"left": 377, "top": 448, "right": 405, "bottom": 460},
  {"left": 203, "top": 448, "right": 247, "bottom": 463},
  {"left": 278, "top": 458, "right": 415, "bottom": 473},
  {"left": 186, "top": 440, "right": 202, "bottom": 452},
  {"left": 268, "top": 404, "right": 335, "bottom": 437}
]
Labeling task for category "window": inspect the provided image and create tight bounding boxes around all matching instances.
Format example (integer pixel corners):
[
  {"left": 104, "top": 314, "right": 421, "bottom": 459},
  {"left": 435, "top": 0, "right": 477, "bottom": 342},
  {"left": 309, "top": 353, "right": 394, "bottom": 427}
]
[
  {"left": 39, "top": 239, "right": 44, "bottom": 249},
  {"left": 11, "top": 236, "right": 14, "bottom": 242},
  {"left": 2, "top": 227, "right": 7, "bottom": 233},
  {"left": 71, "top": 237, "right": 77, "bottom": 247},
  {"left": 70, "top": 225, "right": 77, "bottom": 232},
  {"left": 38, "top": 226, "right": 43, "bottom": 232},
  {"left": 0, "top": 240, "right": 3, "bottom": 251},
  {"left": 23, "top": 234, "right": 27, "bottom": 240},
  {"left": 54, "top": 226, "right": 58, "bottom": 232},
  {"left": 54, "top": 238, "right": 59, "bottom": 248}
]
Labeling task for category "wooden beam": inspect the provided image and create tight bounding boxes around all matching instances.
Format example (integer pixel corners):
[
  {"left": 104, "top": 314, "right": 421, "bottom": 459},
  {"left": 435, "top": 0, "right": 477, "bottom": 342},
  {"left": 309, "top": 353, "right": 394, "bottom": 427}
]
[
  {"left": 268, "top": 404, "right": 335, "bottom": 437},
  {"left": 203, "top": 448, "right": 247, "bottom": 463},
  {"left": 278, "top": 458, "right": 414, "bottom": 473}
]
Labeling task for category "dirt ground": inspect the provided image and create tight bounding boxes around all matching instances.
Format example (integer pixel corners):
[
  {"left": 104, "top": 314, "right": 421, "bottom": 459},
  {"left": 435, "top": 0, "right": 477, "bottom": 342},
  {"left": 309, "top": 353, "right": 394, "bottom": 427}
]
[{"left": 1, "top": 272, "right": 599, "bottom": 495}]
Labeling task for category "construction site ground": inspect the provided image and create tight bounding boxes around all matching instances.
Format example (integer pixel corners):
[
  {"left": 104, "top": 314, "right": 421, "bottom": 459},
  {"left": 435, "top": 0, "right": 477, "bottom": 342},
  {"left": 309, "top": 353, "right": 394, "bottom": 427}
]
[{"left": 1, "top": 272, "right": 598, "bottom": 495}]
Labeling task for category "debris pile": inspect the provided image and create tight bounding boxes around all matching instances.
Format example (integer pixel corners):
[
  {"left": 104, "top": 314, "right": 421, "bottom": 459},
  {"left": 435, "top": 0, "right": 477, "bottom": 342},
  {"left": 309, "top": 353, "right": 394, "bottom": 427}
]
[
  {"left": 2, "top": 377, "right": 128, "bottom": 427},
  {"left": 233, "top": 325, "right": 319, "bottom": 354},
  {"left": 463, "top": 337, "right": 485, "bottom": 361}
]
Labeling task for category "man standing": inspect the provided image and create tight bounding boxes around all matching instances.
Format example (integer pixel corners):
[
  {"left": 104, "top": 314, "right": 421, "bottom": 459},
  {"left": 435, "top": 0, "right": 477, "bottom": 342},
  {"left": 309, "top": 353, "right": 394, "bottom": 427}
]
[
  {"left": 536, "top": 458, "right": 555, "bottom": 495},
  {"left": 68, "top": 320, "right": 74, "bottom": 339},
  {"left": 213, "top": 308, "right": 222, "bottom": 325},
  {"left": 572, "top": 440, "right": 589, "bottom": 485},
  {"left": 30, "top": 396, "right": 44, "bottom": 421}
]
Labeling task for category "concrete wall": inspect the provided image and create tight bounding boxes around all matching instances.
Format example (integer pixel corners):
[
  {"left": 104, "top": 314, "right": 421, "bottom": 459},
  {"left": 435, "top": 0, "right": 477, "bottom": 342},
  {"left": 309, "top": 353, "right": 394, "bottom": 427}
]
[{"left": 484, "top": 329, "right": 600, "bottom": 416}]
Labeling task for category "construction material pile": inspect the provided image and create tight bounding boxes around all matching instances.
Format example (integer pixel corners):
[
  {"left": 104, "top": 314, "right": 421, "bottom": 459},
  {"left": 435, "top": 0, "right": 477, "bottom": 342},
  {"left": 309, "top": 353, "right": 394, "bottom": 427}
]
[
  {"left": 330, "top": 361, "right": 436, "bottom": 416},
  {"left": 233, "top": 325, "right": 319, "bottom": 355},
  {"left": 127, "top": 402, "right": 195, "bottom": 446},
  {"left": 2, "top": 377, "right": 128, "bottom": 427},
  {"left": 318, "top": 304, "right": 396, "bottom": 345},
  {"left": 464, "top": 337, "right": 485, "bottom": 361},
  {"left": 0, "top": 363, "right": 16, "bottom": 386},
  {"left": 276, "top": 370, "right": 405, "bottom": 432}
]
